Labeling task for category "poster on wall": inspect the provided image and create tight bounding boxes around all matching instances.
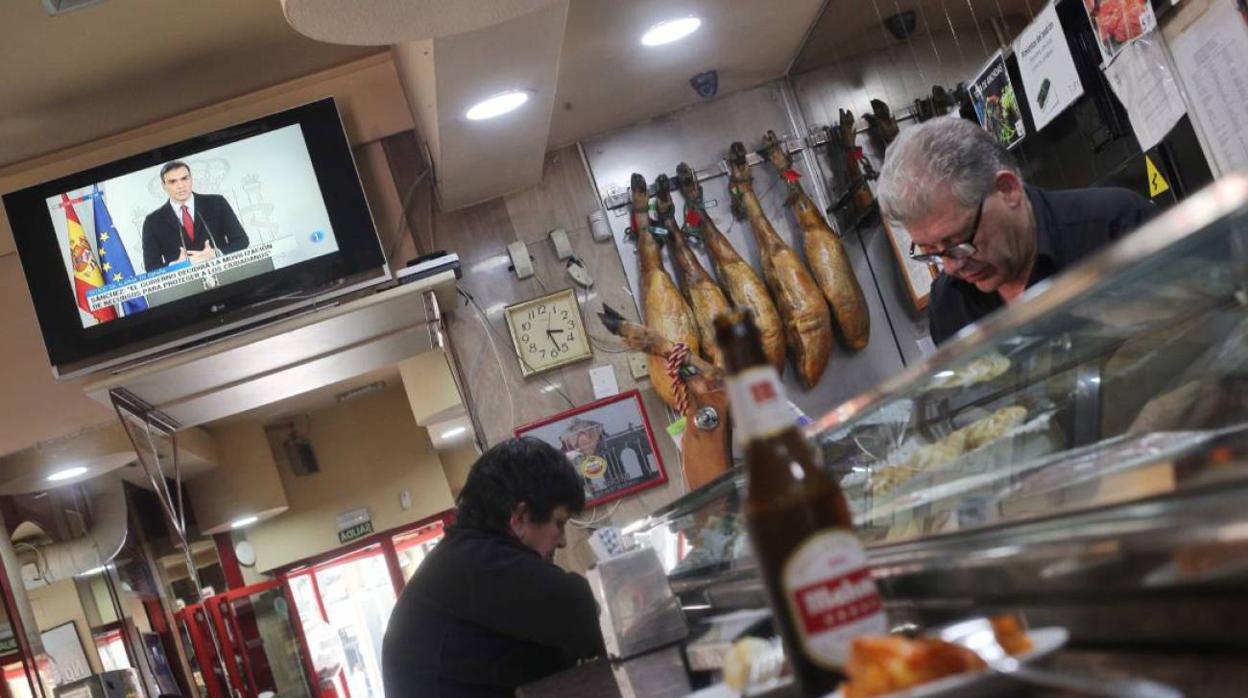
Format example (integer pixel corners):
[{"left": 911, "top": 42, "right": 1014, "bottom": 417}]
[
  {"left": 1082, "top": 0, "right": 1157, "bottom": 63},
  {"left": 515, "top": 390, "right": 667, "bottom": 509},
  {"left": 1168, "top": 0, "right": 1248, "bottom": 176},
  {"left": 1014, "top": 2, "right": 1085, "bottom": 131},
  {"left": 971, "top": 51, "right": 1027, "bottom": 149},
  {"left": 40, "top": 622, "right": 91, "bottom": 686}
]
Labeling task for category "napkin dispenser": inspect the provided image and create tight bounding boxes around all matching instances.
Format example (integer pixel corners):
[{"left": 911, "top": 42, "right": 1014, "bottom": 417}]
[{"left": 587, "top": 547, "right": 688, "bottom": 660}]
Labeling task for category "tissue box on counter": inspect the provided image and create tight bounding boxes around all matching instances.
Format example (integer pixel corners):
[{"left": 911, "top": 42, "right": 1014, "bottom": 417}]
[{"left": 587, "top": 547, "right": 688, "bottom": 660}]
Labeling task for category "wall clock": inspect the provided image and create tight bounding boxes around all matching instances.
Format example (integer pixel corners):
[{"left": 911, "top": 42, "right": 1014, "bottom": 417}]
[{"left": 504, "top": 288, "right": 593, "bottom": 377}]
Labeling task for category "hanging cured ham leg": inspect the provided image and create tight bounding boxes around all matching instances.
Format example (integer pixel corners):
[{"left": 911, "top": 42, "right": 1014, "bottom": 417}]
[
  {"left": 761, "top": 130, "right": 870, "bottom": 351},
  {"left": 654, "top": 174, "right": 731, "bottom": 368},
  {"left": 675, "top": 162, "right": 786, "bottom": 374},
  {"left": 835, "top": 109, "right": 876, "bottom": 220},
  {"left": 598, "top": 304, "right": 729, "bottom": 490},
  {"left": 727, "top": 142, "right": 833, "bottom": 388},
  {"left": 630, "top": 173, "right": 700, "bottom": 411}
]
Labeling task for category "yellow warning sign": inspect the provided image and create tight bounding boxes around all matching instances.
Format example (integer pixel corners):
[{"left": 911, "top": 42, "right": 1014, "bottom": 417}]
[{"left": 1146, "top": 156, "right": 1170, "bottom": 198}]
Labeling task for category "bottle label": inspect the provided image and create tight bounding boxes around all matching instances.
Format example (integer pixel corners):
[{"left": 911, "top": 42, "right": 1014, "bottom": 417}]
[
  {"left": 726, "top": 366, "right": 793, "bottom": 440},
  {"left": 781, "top": 530, "right": 887, "bottom": 669}
]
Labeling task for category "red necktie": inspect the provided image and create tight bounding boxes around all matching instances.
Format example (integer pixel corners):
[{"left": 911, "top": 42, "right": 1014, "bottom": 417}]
[{"left": 181, "top": 204, "right": 195, "bottom": 243}]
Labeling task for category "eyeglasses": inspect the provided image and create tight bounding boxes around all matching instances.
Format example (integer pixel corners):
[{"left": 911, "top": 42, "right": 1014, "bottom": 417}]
[{"left": 909, "top": 196, "right": 986, "bottom": 265}]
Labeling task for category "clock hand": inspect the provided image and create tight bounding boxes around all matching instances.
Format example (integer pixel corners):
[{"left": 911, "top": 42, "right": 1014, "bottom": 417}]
[
  {"left": 546, "top": 329, "right": 559, "bottom": 348},
  {"left": 548, "top": 328, "right": 564, "bottom": 334}
]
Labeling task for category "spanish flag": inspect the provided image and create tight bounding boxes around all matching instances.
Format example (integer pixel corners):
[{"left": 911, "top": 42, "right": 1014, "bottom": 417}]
[{"left": 62, "top": 193, "right": 116, "bottom": 324}]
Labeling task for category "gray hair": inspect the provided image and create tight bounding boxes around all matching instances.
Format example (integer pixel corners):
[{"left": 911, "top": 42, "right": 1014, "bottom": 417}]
[{"left": 876, "top": 116, "right": 1018, "bottom": 225}]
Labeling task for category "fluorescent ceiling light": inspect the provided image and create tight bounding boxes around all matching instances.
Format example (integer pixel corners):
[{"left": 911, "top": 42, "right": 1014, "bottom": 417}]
[
  {"left": 77, "top": 566, "right": 108, "bottom": 577},
  {"left": 466, "top": 91, "right": 530, "bottom": 121},
  {"left": 231, "top": 515, "right": 259, "bottom": 529},
  {"left": 47, "top": 466, "right": 87, "bottom": 482},
  {"left": 641, "top": 16, "right": 702, "bottom": 46},
  {"left": 440, "top": 426, "right": 467, "bottom": 439}
]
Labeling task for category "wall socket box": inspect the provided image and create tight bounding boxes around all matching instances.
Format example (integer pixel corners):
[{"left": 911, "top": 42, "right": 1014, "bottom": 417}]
[{"left": 626, "top": 352, "right": 649, "bottom": 380}]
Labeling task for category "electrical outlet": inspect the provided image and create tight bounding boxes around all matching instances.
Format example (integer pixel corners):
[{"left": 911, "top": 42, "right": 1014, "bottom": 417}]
[{"left": 626, "top": 352, "right": 649, "bottom": 381}]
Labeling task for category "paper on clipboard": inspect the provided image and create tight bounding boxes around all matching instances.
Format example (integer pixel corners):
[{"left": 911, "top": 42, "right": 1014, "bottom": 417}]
[
  {"left": 1103, "top": 36, "right": 1188, "bottom": 151},
  {"left": 1168, "top": 0, "right": 1248, "bottom": 175}
]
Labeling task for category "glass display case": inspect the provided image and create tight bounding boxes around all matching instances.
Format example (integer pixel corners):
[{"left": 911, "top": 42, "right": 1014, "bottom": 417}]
[{"left": 624, "top": 175, "right": 1248, "bottom": 647}]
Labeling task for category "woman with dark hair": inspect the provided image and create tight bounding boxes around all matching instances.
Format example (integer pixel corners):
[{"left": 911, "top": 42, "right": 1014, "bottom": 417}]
[{"left": 382, "top": 437, "right": 604, "bottom": 697}]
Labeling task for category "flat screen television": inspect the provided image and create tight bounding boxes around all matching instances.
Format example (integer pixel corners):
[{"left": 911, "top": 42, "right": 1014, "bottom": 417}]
[{"left": 3, "top": 97, "right": 390, "bottom": 378}]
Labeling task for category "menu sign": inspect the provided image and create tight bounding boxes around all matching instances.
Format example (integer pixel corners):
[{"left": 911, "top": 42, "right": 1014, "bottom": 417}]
[{"left": 1014, "top": 2, "right": 1085, "bottom": 131}]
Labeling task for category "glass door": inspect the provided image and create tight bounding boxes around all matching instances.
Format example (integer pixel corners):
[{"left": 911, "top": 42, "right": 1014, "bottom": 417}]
[
  {"left": 392, "top": 522, "right": 445, "bottom": 583},
  {"left": 204, "top": 581, "right": 318, "bottom": 698},
  {"left": 175, "top": 604, "right": 231, "bottom": 698},
  {"left": 286, "top": 547, "right": 398, "bottom": 698}
]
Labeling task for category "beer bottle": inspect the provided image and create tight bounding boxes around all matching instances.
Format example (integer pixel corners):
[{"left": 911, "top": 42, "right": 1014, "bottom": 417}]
[{"left": 715, "top": 309, "right": 886, "bottom": 695}]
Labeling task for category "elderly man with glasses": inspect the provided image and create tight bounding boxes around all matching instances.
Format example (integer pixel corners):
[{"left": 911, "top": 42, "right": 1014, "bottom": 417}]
[{"left": 877, "top": 117, "right": 1154, "bottom": 345}]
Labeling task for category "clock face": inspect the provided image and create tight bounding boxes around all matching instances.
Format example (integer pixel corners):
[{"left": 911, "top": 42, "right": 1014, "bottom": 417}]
[{"left": 505, "top": 289, "right": 592, "bottom": 376}]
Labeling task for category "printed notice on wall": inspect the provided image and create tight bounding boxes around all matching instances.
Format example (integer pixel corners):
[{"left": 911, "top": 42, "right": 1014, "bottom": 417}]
[
  {"left": 1014, "top": 2, "right": 1085, "bottom": 131},
  {"left": 1168, "top": 0, "right": 1248, "bottom": 176},
  {"left": 1103, "top": 37, "right": 1187, "bottom": 152},
  {"left": 971, "top": 51, "right": 1026, "bottom": 149}
]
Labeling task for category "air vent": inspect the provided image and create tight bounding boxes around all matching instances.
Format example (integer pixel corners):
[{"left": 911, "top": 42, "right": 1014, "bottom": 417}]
[
  {"left": 42, "top": 0, "right": 107, "bottom": 15},
  {"left": 335, "top": 381, "right": 387, "bottom": 404}
]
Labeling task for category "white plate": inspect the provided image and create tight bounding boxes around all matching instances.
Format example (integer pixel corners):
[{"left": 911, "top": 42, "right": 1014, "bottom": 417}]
[{"left": 825, "top": 626, "right": 1069, "bottom": 698}]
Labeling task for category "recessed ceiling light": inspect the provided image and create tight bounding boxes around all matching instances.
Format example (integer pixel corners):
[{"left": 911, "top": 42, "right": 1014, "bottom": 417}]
[
  {"left": 641, "top": 16, "right": 702, "bottom": 46},
  {"left": 47, "top": 466, "right": 88, "bottom": 482},
  {"left": 466, "top": 90, "right": 530, "bottom": 121},
  {"left": 231, "top": 515, "right": 259, "bottom": 529},
  {"left": 440, "top": 426, "right": 467, "bottom": 439}
]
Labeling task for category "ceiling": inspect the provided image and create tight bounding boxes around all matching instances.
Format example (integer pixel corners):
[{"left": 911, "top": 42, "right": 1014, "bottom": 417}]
[
  {"left": 205, "top": 365, "right": 401, "bottom": 427},
  {"left": 0, "top": 0, "right": 382, "bottom": 170},
  {"left": 0, "top": 0, "right": 1038, "bottom": 193},
  {"left": 0, "top": 0, "right": 827, "bottom": 207},
  {"left": 546, "top": 0, "right": 825, "bottom": 149},
  {"left": 791, "top": 0, "right": 1036, "bottom": 75},
  {"left": 0, "top": 421, "right": 219, "bottom": 495}
]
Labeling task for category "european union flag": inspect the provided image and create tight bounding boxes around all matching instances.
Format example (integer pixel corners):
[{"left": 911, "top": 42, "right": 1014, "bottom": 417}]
[{"left": 91, "top": 185, "right": 148, "bottom": 316}]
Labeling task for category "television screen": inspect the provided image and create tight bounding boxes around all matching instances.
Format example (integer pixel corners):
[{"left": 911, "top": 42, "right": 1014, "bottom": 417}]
[
  {"left": 4, "top": 98, "right": 389, "bottom": 377},
  {"left": 51, "top": 124, "right": 340, "bottom": 328}
]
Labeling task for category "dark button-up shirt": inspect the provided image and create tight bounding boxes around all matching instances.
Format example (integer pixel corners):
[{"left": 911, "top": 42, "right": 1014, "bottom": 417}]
[
  {"left": 928, "top": 185, "right": 1154, "bottom": 345},
  {"left": 381, "top": 526, "right": 604, "bottom": 698}
]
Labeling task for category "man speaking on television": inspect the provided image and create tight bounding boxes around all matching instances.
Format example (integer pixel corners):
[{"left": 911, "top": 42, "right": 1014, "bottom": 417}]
[{"left": 142, "top": 160, "right": 249, "bottom": 272}]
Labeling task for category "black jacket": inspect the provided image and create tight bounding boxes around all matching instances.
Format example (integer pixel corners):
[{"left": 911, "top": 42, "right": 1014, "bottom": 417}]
[
  {"left": 929, "top": 185, "right": 1154, "bottom": 344},
  {"left": 381, "top": 527, "right": 604, "bottom": 697},
  {"left": 141, "top": 193, "right": 249, "bottom": 272}
]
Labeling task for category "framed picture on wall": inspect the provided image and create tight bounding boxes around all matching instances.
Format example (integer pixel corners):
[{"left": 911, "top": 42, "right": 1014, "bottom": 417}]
[
  {"left": 515, "top": 390, "right": 667, "bottom": 509},
  {"left": 881, "top": 218, "right": 939, "bottom": 311},
  {"left": 40, "top": 621, "right": 91, "bottom": 685}
]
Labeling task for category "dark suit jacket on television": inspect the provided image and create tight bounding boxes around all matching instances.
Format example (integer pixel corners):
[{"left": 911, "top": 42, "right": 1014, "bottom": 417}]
[{"left": 141, "top": 193, "right": 249, "bottom": 272}]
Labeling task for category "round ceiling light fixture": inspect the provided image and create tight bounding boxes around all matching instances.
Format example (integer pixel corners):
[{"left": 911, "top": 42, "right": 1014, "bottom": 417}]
[
  {"left": 231, "top": 515, "right": 260, "bottom": 529},
  {"left": 641, "top": 16, "right": 702, "bottom": 46},
  {"left": 47, "top": 466, "right": 88, "bottom": 482},
  {"left": 466, "top": 90, "right": 530, "bottom": 121}
]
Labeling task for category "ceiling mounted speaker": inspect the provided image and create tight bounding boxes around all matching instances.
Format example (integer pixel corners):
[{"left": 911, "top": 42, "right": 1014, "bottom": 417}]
[
  {"left": 281, "top": 0, "right": 558, "bottom": 45},
  {"left": 883, "top": 11, "right": 917, "bottom": 40},
  {"left": 41, "top": 0, "right": 106, "bottom": 15}
]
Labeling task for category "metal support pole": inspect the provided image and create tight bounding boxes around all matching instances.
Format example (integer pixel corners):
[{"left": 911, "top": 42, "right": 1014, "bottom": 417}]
[{"left": 109, "top": 388, "right": 240, "bottom": 698}]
